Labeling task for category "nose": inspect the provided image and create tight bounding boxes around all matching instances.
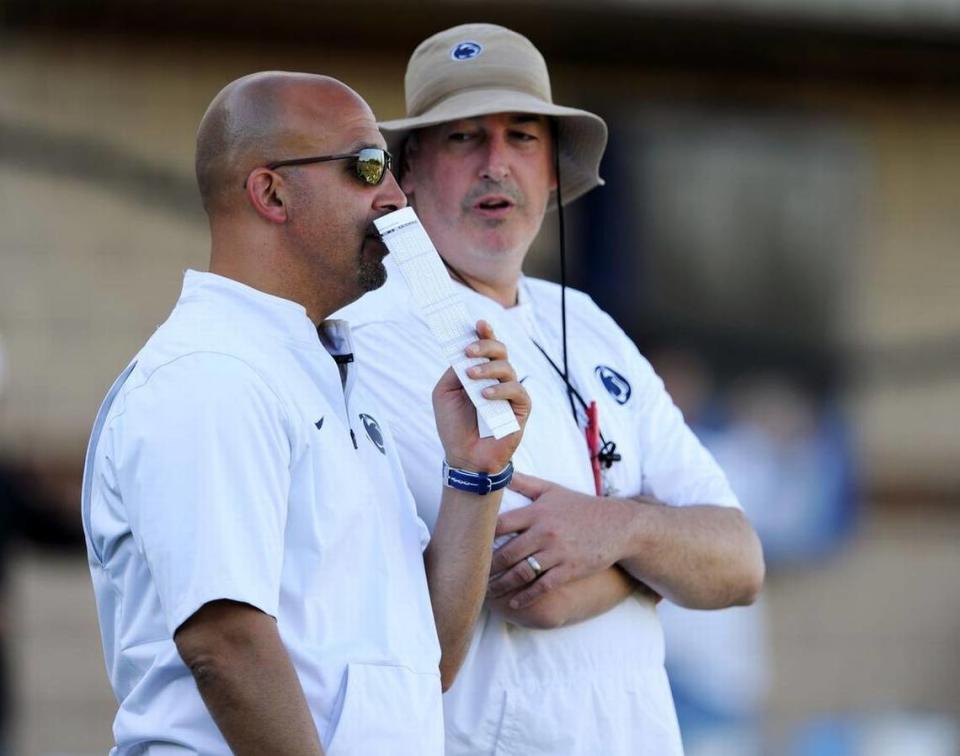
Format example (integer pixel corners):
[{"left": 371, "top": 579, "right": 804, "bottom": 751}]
[
  {"left": 375, "top": 169, "right": 407, "bottom": 212},
  {"left": 479, "top": 134, "right": 510, "bottom": 182}
]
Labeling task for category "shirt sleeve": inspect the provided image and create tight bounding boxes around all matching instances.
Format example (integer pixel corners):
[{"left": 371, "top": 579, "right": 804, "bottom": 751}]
[
  {"left": 630, "top": 353, "right": 741, "bottom": 509},
  {"left": 111, "top": 352, "right": 292, "bottom": 636}
]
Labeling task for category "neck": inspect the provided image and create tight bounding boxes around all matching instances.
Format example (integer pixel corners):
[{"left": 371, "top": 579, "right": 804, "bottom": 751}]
[
  {"left": 442, "top": 258, "right": 519, "bottom": 308},
  {"left": 209, "top": 228, "right": 333, "bottom": 326}
]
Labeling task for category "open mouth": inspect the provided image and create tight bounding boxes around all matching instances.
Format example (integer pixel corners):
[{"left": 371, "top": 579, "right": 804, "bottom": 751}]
[{"left": 475, "top": 195, "right": 514, "bottom": 212}]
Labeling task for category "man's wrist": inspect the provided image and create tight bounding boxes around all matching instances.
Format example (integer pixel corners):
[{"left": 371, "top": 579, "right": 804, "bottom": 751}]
[
  {"left": 603, "top": 495, "right": 651, "bottom": 565},
  {"left": 442, "top": 451, "right": 512, "bottom": 475},
  {"left": 442, "top": 460, "right": 514, "bottom": 495}
]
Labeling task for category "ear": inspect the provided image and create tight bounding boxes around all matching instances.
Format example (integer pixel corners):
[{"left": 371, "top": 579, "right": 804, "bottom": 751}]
[
  {"left": 245, "top": 168, "right": 288, "bottom": 224},
  {"left": 399, "top": 137, "right": 419, "bottom": 196},
  {"left": 399, "top": 162, "right": 417, "bottom": 196}
]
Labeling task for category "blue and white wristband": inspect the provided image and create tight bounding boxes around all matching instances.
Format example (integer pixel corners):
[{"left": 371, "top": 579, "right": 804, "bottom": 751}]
[{"left": 442, "top": 460, "right": 514, "bottom": 496}]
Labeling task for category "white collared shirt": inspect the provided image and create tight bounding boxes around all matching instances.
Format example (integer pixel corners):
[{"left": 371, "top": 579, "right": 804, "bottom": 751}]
[
  {"left": 82, "top": 270, "right": 443, "bottom": 754},
  {"left": 336, "top": 258, "right": 740, "bottom": 756}
]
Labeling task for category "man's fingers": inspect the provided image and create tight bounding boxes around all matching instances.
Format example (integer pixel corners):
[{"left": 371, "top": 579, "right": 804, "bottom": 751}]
[
  {"left": 480, "top": 380, "right": 527, "bottom": 406},
  {"left": 507, "top": 471, "right": 550, "bottom": 501},
  {"left": 467, "top": 359, "right": 516, "bottom": 383},
  {"left": 488, "top": 552, "right": 550, "bottom": 598},
  {"left": 508, "top": 569, "right": 562, "bottom": 609},
  {"left": 487, "top": 563, "right": 532, "bottom": 598},
  {"left": 466, "top": 338, "right": 507, "bottom": 362},
  {"left": 490, "top": 528, "right": 537, "bottom": 573},
  {"left": 466, "top": 320, "right": 505, "bottom": 361},
  {"left": 495, "top": 506, "right": 535, "bottom": 538},
  {"left": 475, "top": 319, "right": 495, "bottom": 341}
]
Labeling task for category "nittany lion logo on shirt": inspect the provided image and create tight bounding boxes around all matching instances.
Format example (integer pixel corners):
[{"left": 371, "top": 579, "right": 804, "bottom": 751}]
[
  {"left": 451, "top": 41, "right": 483, "bottom": 61},
  {"left": 359, "top": 413, "right": 386, "bottom": 454},
  {"left": 595, "top": 365, "right": 632, "bottom": 405}
]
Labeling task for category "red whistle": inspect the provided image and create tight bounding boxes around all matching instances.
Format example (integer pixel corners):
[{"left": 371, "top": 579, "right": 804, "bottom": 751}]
[{"left": 585, "top": 400, "right": 602, "bottom": 496}]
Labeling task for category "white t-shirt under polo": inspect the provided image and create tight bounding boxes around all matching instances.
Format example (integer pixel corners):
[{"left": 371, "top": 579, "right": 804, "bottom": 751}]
[
  {"left": 82, "top": 270, "right": 443, "bottom": 755},
  {"left": 336, "top": 259, "right": 740, "bottom": 756}
]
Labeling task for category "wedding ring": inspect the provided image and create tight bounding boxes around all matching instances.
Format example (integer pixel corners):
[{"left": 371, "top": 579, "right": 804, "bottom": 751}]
[{"left": 526, "top": 555, "right": 544, "bottom": 577}]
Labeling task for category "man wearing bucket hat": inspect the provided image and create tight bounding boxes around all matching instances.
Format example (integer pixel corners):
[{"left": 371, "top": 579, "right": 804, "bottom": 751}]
[{"left": 338, "top": 23, "right": 764, "bottom": 755}]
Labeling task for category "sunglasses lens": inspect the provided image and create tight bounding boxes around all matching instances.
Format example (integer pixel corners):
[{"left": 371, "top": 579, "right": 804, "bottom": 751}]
[{"left": 355, "top": 148, "right": 390, "bottom": 185}]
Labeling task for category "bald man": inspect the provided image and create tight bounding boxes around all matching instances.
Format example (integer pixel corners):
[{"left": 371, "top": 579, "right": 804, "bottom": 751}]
[{"left": 81, "top": 72, "right": 529, "bottom": 755}]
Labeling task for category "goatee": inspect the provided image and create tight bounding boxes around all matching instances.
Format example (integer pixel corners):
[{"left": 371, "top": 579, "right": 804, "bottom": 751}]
[{"left": 357, "top": 257, "right": 387, "bottom": 292}]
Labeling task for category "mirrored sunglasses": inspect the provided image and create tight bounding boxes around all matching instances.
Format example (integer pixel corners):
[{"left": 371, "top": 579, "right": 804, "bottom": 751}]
[{"left": 266, "top": 147, "right": 393, "bottom": 186}]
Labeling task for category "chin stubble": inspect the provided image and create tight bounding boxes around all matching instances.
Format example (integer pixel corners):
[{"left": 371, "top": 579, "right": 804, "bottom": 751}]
[{"left": 357, "top": 255, "right": 387, "bottom": 292}]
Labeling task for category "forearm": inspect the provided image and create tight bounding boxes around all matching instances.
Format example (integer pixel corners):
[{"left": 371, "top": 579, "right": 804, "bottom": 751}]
[
  {"left": 426, "top": 321, "right": 530, "bottom": 684},
  {"left": 489, "top": 565, "right": 636, "bottom": 629},
  {"left": 616, "top": 498, "right": 764, "bottom": 609},
  {"left": 176, "top": 602, "right": 324, "bottom": 755},
  {"left": 424, "top": 487, "right": 502, "bottom": 690}
]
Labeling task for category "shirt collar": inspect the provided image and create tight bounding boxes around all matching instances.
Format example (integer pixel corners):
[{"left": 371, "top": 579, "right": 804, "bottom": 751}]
[
  {"left": 178, "top": 270, "right": 322, "bottom": 347},
  {"left": 317, "top": 319, "right": 355, "bottom": 358},
  {"left": 451, "top": 276, "right": 536, "bottom": 335}
]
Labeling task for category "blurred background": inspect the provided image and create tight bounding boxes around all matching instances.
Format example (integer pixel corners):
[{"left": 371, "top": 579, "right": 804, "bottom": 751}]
[{"left": 1, "top": 1, "right": 959, "bottom": 754}]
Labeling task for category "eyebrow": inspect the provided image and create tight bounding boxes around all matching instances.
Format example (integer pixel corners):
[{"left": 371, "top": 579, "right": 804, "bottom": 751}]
[{"left": 510, "top": 114, "right": 547, "bottom": 125}]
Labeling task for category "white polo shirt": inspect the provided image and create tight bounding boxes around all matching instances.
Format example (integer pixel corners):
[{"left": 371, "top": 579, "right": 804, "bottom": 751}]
[
  {"left": 82, "top": 271, "right": 443, "bottom": 755},
  {"left": 336, "top": 259, "right": 740, "bottom": 756}
]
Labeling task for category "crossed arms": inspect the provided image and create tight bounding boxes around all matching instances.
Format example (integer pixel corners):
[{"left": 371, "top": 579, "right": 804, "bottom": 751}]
[{"left": 486, "top": 473, "right": 764, "bottom": 629}]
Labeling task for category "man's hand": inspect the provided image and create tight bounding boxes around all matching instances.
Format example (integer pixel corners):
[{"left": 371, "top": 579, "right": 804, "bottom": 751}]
[
  {"left": 488, "top": 472, "right": 763, "bottom": 610},
  {"left": 432, "top": 320, "right": 530, "bottom": 473},
  {"left": 486, "top": 566, "right": 638, "bottom": 630},
  {"left": 487, "top": 472, "right": 635, "bottom": 609}
]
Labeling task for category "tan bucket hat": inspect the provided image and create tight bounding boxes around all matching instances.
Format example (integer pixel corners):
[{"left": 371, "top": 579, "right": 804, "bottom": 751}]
[{"left": 380, "top": 23, "right": 608, "bottom": 206}]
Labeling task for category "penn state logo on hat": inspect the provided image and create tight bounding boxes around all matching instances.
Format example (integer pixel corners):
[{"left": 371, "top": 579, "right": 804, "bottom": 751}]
[
  {"left": 595, "top": 365, "right": 632, "bottom": 405},
  {"left": 450, "top": 41, "right": 483, "bottom": 60},
  {"left": 359, "top": 413, "right": 386, "bottom": 454}
]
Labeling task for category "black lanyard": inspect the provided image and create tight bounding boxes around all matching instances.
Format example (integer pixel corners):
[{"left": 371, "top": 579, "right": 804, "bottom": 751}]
[
  {"left": 529, "top": 338, "right": 622, "bottom": 470},
  {"left": 441, "top": 257, "right": 621, "bottom": 470}
]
